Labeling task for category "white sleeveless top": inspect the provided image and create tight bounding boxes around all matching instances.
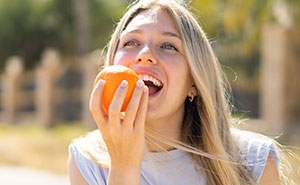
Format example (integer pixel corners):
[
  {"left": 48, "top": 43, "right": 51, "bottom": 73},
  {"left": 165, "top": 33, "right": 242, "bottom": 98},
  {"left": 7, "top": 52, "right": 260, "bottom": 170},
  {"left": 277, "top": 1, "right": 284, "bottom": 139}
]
[{"left": 69, "top": 129, "right": 280, "bottom": 185}]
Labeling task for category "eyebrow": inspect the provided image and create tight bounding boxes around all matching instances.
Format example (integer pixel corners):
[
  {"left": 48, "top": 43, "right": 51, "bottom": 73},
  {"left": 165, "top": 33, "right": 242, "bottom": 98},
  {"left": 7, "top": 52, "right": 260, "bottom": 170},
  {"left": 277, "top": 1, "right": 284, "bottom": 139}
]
[
  {"left": 121, "top": 29, "right": 182, "bottom": 40},
  {"left": 161, "top": 31, "right": 181, "bottom": 40}
]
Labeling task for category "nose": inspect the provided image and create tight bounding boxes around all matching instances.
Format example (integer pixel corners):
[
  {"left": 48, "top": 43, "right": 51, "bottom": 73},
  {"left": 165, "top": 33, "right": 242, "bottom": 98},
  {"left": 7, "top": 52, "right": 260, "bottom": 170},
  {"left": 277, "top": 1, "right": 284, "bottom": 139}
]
[{"left": 135, "top": 45, "right": 157, "bottom": 65}]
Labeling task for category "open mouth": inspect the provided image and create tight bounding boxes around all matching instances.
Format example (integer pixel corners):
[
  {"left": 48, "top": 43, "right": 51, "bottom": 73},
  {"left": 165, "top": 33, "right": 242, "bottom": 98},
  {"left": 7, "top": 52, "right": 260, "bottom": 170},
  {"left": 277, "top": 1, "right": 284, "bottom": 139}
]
[{"left": 138, "top": 74, "right": 163, "bottom": 96}]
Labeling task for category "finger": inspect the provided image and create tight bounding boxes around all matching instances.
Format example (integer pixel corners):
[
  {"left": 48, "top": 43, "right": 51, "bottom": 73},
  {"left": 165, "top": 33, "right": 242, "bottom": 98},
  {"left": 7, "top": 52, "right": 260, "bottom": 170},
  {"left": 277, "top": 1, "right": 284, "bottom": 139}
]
[
  {"left": 108, "top": 80, "right": 128, "bottom": 127},
  {"left": 123, "top": 80, "right": 144, "bottom": 130},
  {"left": 134, "top": 86, "right": 148, "bottom": 132},
  {"left": 89, "top": 79, "right": 107, "bottom": 129}
]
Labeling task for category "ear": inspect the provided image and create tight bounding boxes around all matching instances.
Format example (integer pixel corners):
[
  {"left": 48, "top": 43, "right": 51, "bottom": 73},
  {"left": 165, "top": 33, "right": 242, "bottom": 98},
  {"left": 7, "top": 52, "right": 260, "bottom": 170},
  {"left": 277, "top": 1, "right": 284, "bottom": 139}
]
[{"left": 188, "top": 84, "right": 197, "bottom": 98}]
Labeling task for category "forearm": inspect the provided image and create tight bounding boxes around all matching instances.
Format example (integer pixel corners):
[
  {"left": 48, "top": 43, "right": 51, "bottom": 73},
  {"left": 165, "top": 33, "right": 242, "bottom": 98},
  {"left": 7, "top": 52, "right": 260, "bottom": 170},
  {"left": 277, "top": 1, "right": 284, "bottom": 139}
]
[{"left": 108, "top": 165, "right": 141, "bottom": 185}]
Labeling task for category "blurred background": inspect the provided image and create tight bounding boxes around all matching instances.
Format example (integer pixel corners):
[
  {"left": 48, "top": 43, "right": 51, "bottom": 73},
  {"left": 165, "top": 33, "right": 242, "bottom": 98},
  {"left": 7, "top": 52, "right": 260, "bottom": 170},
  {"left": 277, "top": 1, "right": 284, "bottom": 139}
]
[{"left": 0, "top": 0, "right": 299, "bottom": 184}]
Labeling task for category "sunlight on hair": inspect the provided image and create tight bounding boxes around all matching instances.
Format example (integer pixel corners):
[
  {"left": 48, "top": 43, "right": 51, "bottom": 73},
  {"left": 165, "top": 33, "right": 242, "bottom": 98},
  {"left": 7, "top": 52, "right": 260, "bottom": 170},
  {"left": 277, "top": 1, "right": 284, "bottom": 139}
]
[{"left": 70, "top": 0, "right": 300, "bottom": 184}]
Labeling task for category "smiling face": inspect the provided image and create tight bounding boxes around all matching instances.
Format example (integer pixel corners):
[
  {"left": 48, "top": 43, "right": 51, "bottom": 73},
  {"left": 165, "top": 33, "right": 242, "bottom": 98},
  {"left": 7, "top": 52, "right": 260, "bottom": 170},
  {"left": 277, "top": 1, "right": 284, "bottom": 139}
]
[{"left": 113, "top": 8, "right": 193, "bottom": 126}]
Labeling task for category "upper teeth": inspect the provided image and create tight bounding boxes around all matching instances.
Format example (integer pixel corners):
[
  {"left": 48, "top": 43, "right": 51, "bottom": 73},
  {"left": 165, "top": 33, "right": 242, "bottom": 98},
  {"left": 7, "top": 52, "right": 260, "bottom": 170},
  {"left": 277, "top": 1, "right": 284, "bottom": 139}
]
[{"left": 138, "top": 74, "right": 162, "bottom": 87}]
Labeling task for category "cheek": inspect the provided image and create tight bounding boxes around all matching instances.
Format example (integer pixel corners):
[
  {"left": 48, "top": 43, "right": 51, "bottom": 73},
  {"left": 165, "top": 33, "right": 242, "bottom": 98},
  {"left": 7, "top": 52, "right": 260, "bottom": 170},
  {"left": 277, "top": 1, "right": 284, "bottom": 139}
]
[
  {"left": 162, "top": 55, "right": 189, "bottom": 78},
  {"left": 164, "top": 56, "right": 192, "bottom": 89},
  {"left": 113, "top": 50, "right": 135, "bottom": 66}
]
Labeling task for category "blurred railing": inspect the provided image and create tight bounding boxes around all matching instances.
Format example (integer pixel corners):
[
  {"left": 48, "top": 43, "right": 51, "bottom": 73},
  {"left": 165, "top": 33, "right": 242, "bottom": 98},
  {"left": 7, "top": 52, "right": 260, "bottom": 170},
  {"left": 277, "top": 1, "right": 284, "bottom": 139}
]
[
  {"left": 0, "top": 24, "right": 299, "bottom": 134},
  {"left": 260, "top": 24, "right": 300, "bottom": 134},
  {"left": 0, "top": 49, "right": 101, "bottom": 128}
]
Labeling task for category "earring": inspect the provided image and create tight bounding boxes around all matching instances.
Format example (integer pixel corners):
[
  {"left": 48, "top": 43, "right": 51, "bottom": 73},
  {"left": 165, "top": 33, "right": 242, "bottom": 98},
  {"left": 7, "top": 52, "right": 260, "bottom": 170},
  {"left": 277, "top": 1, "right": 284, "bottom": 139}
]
[{"left": 189, "top": 94, "right": 194, "bottom": 102}]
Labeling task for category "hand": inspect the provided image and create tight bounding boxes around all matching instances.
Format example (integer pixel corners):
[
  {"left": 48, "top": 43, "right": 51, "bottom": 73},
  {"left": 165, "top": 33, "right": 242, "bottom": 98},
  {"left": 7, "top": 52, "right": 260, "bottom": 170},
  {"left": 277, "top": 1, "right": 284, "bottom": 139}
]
[{"left": 89, "top": 79, "right": 149, "bottom": 168}]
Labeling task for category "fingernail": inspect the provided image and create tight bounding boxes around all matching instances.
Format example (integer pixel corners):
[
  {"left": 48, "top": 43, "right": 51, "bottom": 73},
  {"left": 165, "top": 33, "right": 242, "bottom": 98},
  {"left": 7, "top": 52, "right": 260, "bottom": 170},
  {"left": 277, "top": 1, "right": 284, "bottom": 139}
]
[
  {"left": 120, "top": 80, "right": 128, "bottom": 88},
  {"left": 143, "top": 86, "right": 148, "bottom": 94},
  {"left": 96, "top": 79, "right": 103, "bottom": 88},
  {"left": 136, "top": 80, "right": 144, "bottom": 88}
]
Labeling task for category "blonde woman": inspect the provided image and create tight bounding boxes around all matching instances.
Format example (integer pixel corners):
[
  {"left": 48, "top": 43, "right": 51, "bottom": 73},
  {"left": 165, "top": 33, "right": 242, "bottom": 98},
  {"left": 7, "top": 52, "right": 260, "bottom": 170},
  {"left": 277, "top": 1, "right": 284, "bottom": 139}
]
[{"left": 68, "top": 0, "right": 283, "bottom": 184}]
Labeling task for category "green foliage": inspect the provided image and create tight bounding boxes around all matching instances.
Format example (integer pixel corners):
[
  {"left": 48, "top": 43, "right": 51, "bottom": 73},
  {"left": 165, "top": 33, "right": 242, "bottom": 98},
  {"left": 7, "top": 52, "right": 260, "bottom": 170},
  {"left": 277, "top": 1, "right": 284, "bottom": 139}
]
[
  {"left": 0, "top": 0, "right": 299, "bottom": 71},
  {"left": 0, "top": 0, "right": 50, "bottom": 69},
  {"left": 189, "top": 0, "right": 272, "bottom": 103},
  {"left": 0, "top": 0, "right": 127, "bottom": 69},
  {"left": 190, "top": 0, "right": 274, "bottom": 58},
  {"left": 46, "top": 0, "right": 76, "bottom": 56},
  {"left": 189, "top": 0, "right": 299, "bottom": 65},
  {"left": 286, "top": 0, "right": 300, "bottom": 22},
  {"left": 0, "top": 0, "right": 77, "bottom": 69},
  {"left": 89, "top": 0, "right": 127, "bottom": 50}
]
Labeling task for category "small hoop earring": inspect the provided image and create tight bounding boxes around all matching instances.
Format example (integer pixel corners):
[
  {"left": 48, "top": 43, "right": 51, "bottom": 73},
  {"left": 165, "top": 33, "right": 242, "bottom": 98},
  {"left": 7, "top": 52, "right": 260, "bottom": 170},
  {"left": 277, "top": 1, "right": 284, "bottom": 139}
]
[{"left": 189, "top": 94, "right": 194, "bottom": 102}]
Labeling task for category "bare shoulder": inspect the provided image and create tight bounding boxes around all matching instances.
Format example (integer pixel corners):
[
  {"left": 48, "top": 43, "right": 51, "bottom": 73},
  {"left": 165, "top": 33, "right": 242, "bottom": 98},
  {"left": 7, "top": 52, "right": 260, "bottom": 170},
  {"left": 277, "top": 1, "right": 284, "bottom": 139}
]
[
  {"left": 68, "top": 152, "right": 89, "bottom": 185},
  {"left": 258, "top": 153, "right": 280, "bottom": 185}
]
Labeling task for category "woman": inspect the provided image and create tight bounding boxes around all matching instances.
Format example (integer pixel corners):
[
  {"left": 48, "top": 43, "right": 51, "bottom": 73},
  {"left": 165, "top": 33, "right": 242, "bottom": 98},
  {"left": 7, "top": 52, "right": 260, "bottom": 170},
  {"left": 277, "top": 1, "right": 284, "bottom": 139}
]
[{"left": 68, "top": 0, "right": 283, "bottom": 184}]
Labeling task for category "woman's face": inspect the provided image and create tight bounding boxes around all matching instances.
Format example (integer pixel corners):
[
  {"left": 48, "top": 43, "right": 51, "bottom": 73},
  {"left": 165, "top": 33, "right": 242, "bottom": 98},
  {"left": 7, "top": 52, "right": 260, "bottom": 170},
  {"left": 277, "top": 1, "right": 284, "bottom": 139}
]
[{"left": 113, "top": 9, "right": 193, "bottom": 124}]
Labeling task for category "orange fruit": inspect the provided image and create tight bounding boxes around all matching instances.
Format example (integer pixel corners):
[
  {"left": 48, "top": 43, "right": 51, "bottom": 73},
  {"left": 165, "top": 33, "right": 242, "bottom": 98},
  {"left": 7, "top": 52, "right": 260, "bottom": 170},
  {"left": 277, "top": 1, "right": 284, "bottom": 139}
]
[{"left": 93, "top": 65, "right": 139, "bottom": 115}]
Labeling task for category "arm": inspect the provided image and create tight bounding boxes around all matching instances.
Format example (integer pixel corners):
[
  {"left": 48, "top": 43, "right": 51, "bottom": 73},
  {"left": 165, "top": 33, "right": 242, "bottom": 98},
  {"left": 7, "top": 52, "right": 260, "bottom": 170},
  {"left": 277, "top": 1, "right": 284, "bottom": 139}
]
[
  {"left": 90, "top": 79, "right": 148, "bottom": 185},
  {"left": 68, "top": 153, "right": 89, "bottom": 185},
  {"left": 258, "top": 153, "right": 280, "bottom": 185}
]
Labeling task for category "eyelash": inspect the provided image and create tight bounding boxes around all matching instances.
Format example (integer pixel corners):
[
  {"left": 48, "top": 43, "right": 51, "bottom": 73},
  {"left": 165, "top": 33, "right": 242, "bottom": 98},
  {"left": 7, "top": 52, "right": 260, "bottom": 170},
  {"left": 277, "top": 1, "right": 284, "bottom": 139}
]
[
  {"left": 123, "top": 40, "right": 139, "bottom": 47},
  {"left": 161, "top": 43, "right": 177, "bottom": 51},
  {"left": 122, "top": 40, "right": 178, "bottom": 51}
]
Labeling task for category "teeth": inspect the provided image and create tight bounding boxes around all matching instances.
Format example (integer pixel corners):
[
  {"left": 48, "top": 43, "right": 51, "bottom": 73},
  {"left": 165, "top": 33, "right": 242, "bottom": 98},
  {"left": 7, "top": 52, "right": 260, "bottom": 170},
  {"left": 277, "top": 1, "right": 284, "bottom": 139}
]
[{"left": 138, "top": 74, "right": 162, "bottom": 87}]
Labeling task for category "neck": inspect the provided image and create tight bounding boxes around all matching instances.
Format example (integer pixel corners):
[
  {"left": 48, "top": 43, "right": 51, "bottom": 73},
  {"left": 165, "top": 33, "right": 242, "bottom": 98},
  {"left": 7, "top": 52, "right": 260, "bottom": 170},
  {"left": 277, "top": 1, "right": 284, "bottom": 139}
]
[{"left": 145, "top": 108, "right": 184, "bottom": 152}]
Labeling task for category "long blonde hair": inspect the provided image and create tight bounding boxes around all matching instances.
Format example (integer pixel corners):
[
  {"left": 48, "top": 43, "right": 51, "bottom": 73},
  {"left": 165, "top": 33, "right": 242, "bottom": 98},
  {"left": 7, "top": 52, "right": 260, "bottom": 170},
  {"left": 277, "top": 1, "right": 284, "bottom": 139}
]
[
  {"left": 75, "top": 0, "right": 296, "bottom": 184},
  {"left": 104, "top": 0, "right": 253, "bottom": 184}
]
